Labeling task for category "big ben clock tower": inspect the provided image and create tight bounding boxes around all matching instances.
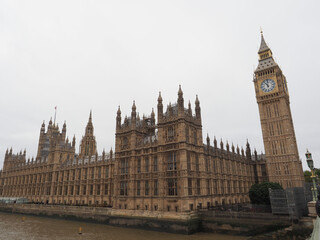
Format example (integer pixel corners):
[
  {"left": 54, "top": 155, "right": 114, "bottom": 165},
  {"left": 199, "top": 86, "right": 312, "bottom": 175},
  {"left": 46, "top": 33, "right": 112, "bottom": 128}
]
[{"left": 254, "top": 32, "right": 304, "bottom": 188}]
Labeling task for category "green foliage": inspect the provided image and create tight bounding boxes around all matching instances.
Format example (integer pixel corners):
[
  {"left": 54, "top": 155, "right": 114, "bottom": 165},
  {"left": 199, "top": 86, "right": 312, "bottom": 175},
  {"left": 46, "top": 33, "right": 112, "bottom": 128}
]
[
  {"left": 249, "top": 182, "right": 283, "bottom": 205},
  {"left": 304, "top": 170, "right": 312, "bottom": 183}
]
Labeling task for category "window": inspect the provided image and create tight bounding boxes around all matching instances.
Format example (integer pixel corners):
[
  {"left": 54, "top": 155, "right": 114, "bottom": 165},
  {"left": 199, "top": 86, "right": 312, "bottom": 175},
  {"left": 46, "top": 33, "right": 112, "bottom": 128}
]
[
  {"left": 185, "top": 127, "right": 189, "bottom": 142},
  {"left": 137, "top": 158, "right": 141, "bottom": 173},
  {"left": 145, "top": 181, "right": 149, "bottom": 195},
  {"left": 120, "top": 181, "right": 128, "bottom": 196},
  {"left": 137, "top": 181, "right": 140, "bottom": 196},
  {"left": 91, "top": 168, "right": 94, "bottom": 179},
  {"left": 193, "top": 130, "right": 197, "bottom": 144},
  {"left": 188, "top": 178, "right": 192, "bottom": 196},
  {"left": 104, "top": 184, "right": 108, "bottom": 195},
  {"left": 105, "top": 166, "right": 109, "bottom": 178},
  {"left": 97, "top": 184, "right": 101, "bottom": 195},
  {"left": 196, "top": 179, "right": 200, "bottom": 195},
  {"left": 168, "top": 178, "right": 178, "bottom": 196},
  {"left": 145, "top": 157, "right": 149, "bottom": 172},
  {"left": 154, "top": 180, "right": 158, "bottom": 196},
  {"left": 153, "top": 156, "right": 158, "bottom": 172},
  {"left": 168, "top": 127, "right": 174, "bottom": 141},
  {"left": 205, "top": 157, "right": 209, "bottom": 172},
  {"left": 167, "top": 152, "right": 177, "bottom": 171},
  {"left": 97, "top": 167, "right": 101, "bottom": 179},
  {"left": 187, "top": 152, "right": 191, "bottom": 170},
  {"left": 84, "top": 168, "right": 87, "bottom": 180},
  {"left": 90, "top": 185, "right": 93, "bottom": 195},
  {"left": 195, "top": 154, "right": 199, "bottom": 171},
  {"left": 120, "top": 158, "right": 129, "bottom": 174}
]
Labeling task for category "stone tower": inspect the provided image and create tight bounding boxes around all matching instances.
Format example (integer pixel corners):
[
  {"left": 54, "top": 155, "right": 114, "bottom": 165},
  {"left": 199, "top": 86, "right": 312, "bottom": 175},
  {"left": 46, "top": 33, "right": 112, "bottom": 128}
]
[
  {"left": 79, "top": 110, "right": 97, "bottom": 158},
  {"left": 253, "top": 32, "right": 304, "bottom": 188}
]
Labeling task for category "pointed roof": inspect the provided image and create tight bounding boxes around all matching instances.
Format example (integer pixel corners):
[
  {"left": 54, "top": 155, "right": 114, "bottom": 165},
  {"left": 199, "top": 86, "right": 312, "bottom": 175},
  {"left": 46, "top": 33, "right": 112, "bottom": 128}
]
[
  {"left": 89, "top": 110, "right": 92, "bottom": 123},
  {"left": 258, "top": 32, "right": 270, "bottom": 53}
]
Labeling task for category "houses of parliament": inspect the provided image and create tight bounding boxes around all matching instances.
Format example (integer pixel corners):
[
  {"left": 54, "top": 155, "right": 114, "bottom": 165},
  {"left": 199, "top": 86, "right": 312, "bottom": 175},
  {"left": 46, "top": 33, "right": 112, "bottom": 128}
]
[{"left": 0, "top": 34, "right": 305, "bottom": 212}]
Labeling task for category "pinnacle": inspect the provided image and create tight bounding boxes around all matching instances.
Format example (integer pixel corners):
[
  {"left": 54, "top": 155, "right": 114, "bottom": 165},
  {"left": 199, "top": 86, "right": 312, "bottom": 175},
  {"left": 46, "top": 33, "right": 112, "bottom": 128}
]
[{"left": 258, "top": 32, "right": 270, "bottom": 53}]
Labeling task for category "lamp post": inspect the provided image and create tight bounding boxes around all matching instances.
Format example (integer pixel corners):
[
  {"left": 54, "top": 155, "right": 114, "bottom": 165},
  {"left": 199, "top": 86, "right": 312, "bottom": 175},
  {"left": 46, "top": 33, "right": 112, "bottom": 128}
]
[{"left": 306, "top": 150, "right": 318, "bottom": 201}]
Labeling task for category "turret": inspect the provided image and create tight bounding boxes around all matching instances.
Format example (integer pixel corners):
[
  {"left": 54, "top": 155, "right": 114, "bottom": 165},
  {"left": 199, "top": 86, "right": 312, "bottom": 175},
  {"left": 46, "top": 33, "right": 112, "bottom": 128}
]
[
  {"left": 116, "top": 106, "right": 121, "bottom": 129},
  {"left": 195, "top": 95, "right": 201, "bottom": 121},
  {"left": 213, "top": 136, "right": 217, "bottom": 148},
  {"left": 151, "top": 108, "right": 155, "bottom": 125},
  {"left": 206, "top": 134, "right": 210, "bottom": 150},
  {"left": 131, "top": 101, "right": 136, "bottom": 127},
  {"left": 110, "top": 148, "right": 113, "bottom": 159},
  {"left": 72, "top": 135, "right": 76, "bottom": 148},
  {"left": 48, "top": 118, "right": 53, "bottom": 130},
  {"left": 188, "top": 101, "right": 192, "bottom": 116},
  {"left": 246, "top": 140, "right": 252, "bottom": 160},
  {"left": 177, "top": 85, "right": 184, "bottom": 115},
  {"left": 220, "top": 139, "right": 224, "bottom": 150},
  {"left": 157, "top": 92, "right": 163, "bottom": 120},
  {"left": 62, "top": 121, "right": 67, "bottom": 140},
  {"left": 41, "top": 121, "right": 45, "bottom": 133}
]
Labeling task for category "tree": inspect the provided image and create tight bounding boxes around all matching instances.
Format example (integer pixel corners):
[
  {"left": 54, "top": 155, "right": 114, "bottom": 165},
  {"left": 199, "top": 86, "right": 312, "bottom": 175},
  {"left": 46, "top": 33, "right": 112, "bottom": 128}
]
[
  {"left": 249, "top": 182, "right": 283, "bottom": 205},
  {"left": 304, "top": 170, "right": 312, "bottom": 183}
]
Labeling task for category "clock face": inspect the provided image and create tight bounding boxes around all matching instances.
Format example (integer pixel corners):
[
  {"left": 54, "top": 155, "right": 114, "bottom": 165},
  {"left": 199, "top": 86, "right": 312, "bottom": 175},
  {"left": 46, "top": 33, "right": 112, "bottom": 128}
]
[{"left": 261, "top": 79, "right": 276, "bottom": 93}]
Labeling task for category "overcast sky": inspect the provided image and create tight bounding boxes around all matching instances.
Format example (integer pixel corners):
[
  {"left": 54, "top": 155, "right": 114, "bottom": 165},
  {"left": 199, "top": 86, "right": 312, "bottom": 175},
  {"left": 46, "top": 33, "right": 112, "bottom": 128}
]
[{"left": 0, "top": 0, "right": 319, "bottom": 171}]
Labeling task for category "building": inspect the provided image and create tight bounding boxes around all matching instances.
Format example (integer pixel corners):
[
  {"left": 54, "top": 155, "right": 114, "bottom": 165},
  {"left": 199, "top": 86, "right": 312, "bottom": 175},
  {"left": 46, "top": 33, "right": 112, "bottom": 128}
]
[
  {"left": 253, "top": 32, "right": 305, "bottom": 188},
  {"left": 0, "top": 33, "right": 301, "bottom": 212}
]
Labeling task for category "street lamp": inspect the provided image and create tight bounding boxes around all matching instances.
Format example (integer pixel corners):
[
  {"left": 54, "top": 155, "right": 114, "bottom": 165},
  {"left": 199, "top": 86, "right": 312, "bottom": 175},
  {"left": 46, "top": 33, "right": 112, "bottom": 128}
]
[{"left": 306, "top": 149, "right": 318, "bottom": 201}]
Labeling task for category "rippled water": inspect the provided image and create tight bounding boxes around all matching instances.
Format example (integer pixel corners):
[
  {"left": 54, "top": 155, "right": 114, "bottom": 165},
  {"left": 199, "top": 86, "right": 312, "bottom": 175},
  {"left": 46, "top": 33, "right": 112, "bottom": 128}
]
[{"left": 0, "top": 212, "right": 247, "bottom": 240}]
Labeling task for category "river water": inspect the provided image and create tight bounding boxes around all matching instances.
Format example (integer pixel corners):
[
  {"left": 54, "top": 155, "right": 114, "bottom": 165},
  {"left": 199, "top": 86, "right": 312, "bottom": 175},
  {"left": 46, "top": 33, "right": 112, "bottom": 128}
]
[{"left": 0, "top": 212, "right": 247, "bottom": 240}]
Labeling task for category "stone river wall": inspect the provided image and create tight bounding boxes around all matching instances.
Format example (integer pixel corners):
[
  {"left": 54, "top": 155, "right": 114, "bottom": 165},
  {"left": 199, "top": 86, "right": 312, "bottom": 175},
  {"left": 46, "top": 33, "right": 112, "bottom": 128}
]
[{"left": 0, "top": 204, "right": 292, "bottom": 235}]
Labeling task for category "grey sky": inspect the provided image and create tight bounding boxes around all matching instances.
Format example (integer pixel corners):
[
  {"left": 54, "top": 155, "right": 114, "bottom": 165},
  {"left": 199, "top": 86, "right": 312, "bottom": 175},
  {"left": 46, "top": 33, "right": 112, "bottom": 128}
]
[{"left": 0, "top": 0, "right": 319, "bottom": 171}]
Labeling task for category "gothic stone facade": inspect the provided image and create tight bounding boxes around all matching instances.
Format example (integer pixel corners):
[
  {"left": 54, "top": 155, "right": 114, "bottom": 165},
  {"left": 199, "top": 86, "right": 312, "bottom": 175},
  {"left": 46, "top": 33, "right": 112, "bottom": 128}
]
[{"left": 0, "top": 87, "right": 266, "bottom": 212}]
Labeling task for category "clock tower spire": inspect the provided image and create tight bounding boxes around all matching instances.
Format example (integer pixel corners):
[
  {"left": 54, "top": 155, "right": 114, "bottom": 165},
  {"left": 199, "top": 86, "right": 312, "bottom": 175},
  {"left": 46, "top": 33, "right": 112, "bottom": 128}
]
[{"left": 254, "top": 32, "right": 304, "bottom": 188}]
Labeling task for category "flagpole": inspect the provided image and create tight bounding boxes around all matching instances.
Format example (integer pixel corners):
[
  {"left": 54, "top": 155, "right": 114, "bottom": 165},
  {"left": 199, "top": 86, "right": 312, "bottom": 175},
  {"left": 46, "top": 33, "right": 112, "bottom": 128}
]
[{"left": 54, "top": 106, "right": 57, "bottom": 125}]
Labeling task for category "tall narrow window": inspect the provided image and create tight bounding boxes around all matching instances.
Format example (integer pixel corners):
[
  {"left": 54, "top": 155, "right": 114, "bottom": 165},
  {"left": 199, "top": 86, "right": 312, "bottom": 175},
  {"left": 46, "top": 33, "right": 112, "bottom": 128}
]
[
  {"left": 168, "top": 178, "right": 178, "bottom": 196},
  {"left": 137, "top": 181, "right": 140, "bottom": 196},
  {"left": 193, "top": 130, "right": 197, "bottom": 144},
  {"left": 195, "top": 154, "right": 199, "bottom": 171},
  {"left": 145, "top": 181, "right": 149, "bottom": 196},
  {"left": 97, "top": 167, "right": 101, "bottom": 178},
  {"left": 145, "top": 157, "right": 149, "bottom": 172},
  {"left": 153, "top": 156, "right": 158, "bottom": 172},
  {"left": 196, "top": 179, "right": 201, "bottom": 195},
  {"left": 168, "top": 127, "right": 174, "bottom": 141},
  {"left": 207, "top": 179, "right": 210, "bottom": 195},
  {"left": 154, "top": 180, "right": 158, "bottom": 196},
  {"left": 137, "top": 158, "right": 141, "bottom": 173},
  {"left": 97, "top": 184, "right": 100, "bottom": 195},
  {"left": 185, "top": 127, "right": 189, "bottom": 142},
  {"left": 104, "top": 184, "right": 108, "bottom": 195},
  {"left": 120, "top": 181, "right": 128, "bottom": 196},
  {"left": 187, "top": 152, "right": 191, "bottom": 170},
  {"left": 188, "top": 178, "right": 192, "bottom": 196},
  {"left": 167, "top": 152, "right": 177, "bottom": 171},
  {"left": 105, "top": 166, "right": 109, "bottom": 178}
]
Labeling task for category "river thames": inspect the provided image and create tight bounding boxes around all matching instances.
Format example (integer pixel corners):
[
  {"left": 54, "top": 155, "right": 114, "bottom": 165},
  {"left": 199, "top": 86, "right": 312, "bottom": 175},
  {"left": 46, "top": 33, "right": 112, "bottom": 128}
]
[{"left": 0, "top": 212, "right": 248, "bottom": 240}]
